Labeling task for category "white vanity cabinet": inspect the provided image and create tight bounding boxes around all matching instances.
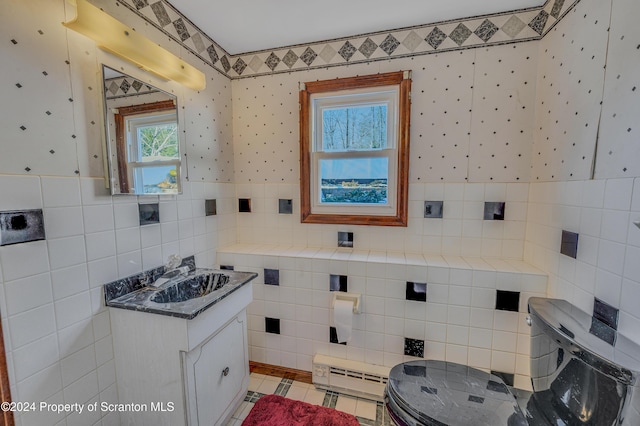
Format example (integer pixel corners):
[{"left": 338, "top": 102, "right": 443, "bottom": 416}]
[
  {"left": 183, "top": 313, "right": 248, "bottom": 425},
  {"left": 109, "top": 282, "right": 252, "bottom": 426}
]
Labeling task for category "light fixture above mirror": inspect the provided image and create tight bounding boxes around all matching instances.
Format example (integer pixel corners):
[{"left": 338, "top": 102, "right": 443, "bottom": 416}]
[{"left": 63, "top": 0, "right": 205, "bottom": 91}]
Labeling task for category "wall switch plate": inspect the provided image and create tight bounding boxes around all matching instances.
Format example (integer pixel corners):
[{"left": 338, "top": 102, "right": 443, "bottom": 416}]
[{"left": 0, "top": 209, "right": 45, "bottom": 246}]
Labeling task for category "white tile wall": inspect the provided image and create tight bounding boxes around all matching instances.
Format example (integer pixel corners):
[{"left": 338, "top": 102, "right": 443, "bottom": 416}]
[
  {"left": 233, "top": 182, "right": 528, "bottom": 257},
  {"left": 221, "top": 246, "right": 546, "bottom": 390},
  {"left": 0, "top": 175, "right": 233, "bottom": 425},
  {"left": 531, "top": 0, "right": 611, "bottom": 182},
  {"left": 525, "top": 178, "right": 640, "bottom": 339}
]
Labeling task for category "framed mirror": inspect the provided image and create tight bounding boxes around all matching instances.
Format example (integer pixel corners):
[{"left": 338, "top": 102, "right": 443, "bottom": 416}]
[{"left": 102, "top": 65, "right": 183, "bottom": 195}]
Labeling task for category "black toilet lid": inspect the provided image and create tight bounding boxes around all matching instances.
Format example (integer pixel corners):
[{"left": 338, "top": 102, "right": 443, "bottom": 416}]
[{"left": 385, "top": 360, "right": 528, "bottom": 426}]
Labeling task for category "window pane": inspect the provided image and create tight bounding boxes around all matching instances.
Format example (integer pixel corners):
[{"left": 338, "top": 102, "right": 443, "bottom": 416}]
[
  {"left": 322, "top": 105, "right": 387, "bottom": 151},
  {"left": 136, "top": 122, "right": 179, "bottom": 162},
  {"left": 133, "top": 165, "right": 178, "bottom": 194},
  {"left": 319, "top": 157, "right": 388, "bottom": 204}
]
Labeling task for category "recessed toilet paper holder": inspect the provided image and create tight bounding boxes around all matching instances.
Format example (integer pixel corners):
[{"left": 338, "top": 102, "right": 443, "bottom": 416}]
[{"left": 332, "top": 292, "right": 361, "bottom": 314}]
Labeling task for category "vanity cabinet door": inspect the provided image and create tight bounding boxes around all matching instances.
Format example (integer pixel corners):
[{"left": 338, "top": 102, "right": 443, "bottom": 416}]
[{"left": 184, "top": 314, "right": 248, "bottom": 425}]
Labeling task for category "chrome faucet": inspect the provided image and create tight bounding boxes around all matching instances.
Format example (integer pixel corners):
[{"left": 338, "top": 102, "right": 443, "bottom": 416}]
[{"left": 150, "top": 255, "right": 190, "bottom": 287}]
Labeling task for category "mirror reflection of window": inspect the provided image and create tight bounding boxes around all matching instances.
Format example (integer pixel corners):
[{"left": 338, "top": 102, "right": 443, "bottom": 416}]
[
  {"left": 102, "top": 65, "right": 182, "bottom": 195},
  {"left": 125, "top": 110, "right": 180, "bottom": 193}
]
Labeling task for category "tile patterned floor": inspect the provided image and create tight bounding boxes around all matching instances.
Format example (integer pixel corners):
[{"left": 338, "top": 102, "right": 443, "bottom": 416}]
[{"left": 226, "top": 373, "right": 392, "bottom": 425}]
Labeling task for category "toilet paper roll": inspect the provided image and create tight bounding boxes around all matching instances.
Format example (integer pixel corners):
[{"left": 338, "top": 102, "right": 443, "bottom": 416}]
[{"left": 333, "top": 299, "right": 354, "bottom": 343}]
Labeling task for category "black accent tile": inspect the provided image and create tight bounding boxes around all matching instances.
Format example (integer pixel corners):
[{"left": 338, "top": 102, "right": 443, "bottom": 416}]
[
  {"left": 560, "top": 230, "right": 579, "bottom": 259},
  {"left": 404, "top": 338, "right": 424, "bottom": 358},
  {"left": 139, "top": 203, "right": 160, "bottom": 226},
  {"left": 406, "top": 282, "right": 427, "bottom": 302},
  {"left": 0, "top": 209, "right": 45, "bottom": 246},
  {"left": 338, "top": 231, "right": 353, "bottom": 248},
  {"left": 265, "top": 317, "right": 280, "bottom": 334},
  {"left": 239, "top": 198, "right": 251, "bottom": 212},
  {"left": 424, "top": 201, "right": 444, "bottom": 218},
  {"left": 593, "top": 298, "right": 619, "bottom": 330},
  {"left": 264, "top": 268, "right": 279, "bottom": 286},
  {"left": 205, "top": 199, "right": 217, "bottom": 216},
  {"left": 330, "top": 275, "right": 348, "bottom": 292},
  {"left": 329, "top": 327, "right": 347, "bottom": 345},
  {"left": 490, "top": 371, "right": 514, "bottom": 387},
  {"left": 495, "top": 290, "right": 520, "bottom": 312},
  {"left": 220, "top": 265, "right": 234, "bottom": 271},
  {"left": 468, "top": 395, "right": 485, "bottom": 404},
  {"left": 278, "top": 199, "right": 293, "bottom": 214},
  {"left": 484, "top": 202, "right": 505, "bottom": 220}
]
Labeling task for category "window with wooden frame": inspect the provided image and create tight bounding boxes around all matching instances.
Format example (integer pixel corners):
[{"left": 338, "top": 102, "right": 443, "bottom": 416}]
[
  {"left": 113, "top": 100, "right": 180, "bottom": 194},
  {"left": 300, "top": 71, "right": 411, "bottom": 226}
]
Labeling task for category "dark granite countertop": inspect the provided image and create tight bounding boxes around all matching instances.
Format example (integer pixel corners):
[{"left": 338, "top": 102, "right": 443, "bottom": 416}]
[{"left": 104, "top": 260, "right": 257, "bottom": 320}]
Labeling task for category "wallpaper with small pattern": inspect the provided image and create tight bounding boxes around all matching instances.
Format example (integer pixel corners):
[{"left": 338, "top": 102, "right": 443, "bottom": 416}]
[
  {"left": 233, "top": 42, "right": 539, "bottom": 184},
  {"left": 530, "top": 0, "right": 610, "bottom": 181}
]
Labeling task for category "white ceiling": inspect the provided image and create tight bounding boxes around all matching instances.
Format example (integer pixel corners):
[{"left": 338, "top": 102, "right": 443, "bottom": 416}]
[{"left": 169, "top": 0, "right": 546, "bottom": 55}]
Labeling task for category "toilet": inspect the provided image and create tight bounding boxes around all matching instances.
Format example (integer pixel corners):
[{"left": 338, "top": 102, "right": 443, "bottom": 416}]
[{"left": 384, "top": 297, "right": 640, "bottom": 425}]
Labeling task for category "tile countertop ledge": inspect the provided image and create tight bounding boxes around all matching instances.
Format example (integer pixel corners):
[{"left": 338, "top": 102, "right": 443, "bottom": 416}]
[
  {"left": 216, "top": 244, "right": 546, "bottom": 275},
  {"left": 105, "top": 268, "right": 258, "bottom": 320}
]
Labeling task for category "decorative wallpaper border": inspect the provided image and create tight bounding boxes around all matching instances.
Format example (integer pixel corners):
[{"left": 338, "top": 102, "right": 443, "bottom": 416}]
[
  {"left": 118, "top": 0, "right": 578, "bottom": 80},
  {"left": 104, "top": 76, "right": 159, "bottom": 100}
]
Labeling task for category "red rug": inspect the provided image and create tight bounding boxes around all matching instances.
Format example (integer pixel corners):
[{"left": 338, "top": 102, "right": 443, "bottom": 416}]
[{"left": 241, "top": 394, "right": 360, "bottom": 426}]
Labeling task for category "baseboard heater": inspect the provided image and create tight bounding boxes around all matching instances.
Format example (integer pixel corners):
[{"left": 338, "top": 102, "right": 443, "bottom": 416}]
[{"left": 312, "top": 354, "right": 391, "bottom": 399}]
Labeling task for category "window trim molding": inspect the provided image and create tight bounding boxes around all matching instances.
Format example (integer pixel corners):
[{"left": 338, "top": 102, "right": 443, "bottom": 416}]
[{"left": 300, "top": 71, "right": 411, "bottom": 226}]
